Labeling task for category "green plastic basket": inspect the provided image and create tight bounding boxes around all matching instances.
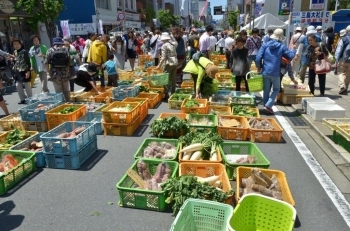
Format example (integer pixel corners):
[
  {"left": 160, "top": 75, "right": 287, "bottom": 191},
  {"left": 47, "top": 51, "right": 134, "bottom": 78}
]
[
  {"left": 116, "top": 159, "right": 179, "bottom": 211},
  {"left": 148, "top": 73, "right": 169, "bottom": 87},
  {"left": 231, "top": 96, "right": 255, "bottom": 107},
  {"left": 332, "top": 129, "right": 350, "bottom": 153},
  {"left": 187, "top": 114, "right": 218, "bottom": 133},
  {"left": 0, "top": 150, "right": 37, "bottom": 195},
  {"left": 170, "top": 198, "right": 234, "bottom": 231},
  {"left": 246, "top": 72, "right": 264, "bottom": 92},
  {"left": 228, "top": 194, "right": 296, "bottom": 231},
  {"left": 133, "top": 138, "right": 180, "bottom": 161},
  {"left": 220, "top": 142, "right": 270, "bottom": 180},
  {"left": 175, "top": 88, "right": 194, "bottom": 95}
]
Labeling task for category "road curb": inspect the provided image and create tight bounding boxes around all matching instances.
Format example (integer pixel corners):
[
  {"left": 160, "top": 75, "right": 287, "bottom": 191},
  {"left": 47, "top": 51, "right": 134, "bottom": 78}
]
[{"left": 291, "top": 105, "right": 350, "bottom": 163}]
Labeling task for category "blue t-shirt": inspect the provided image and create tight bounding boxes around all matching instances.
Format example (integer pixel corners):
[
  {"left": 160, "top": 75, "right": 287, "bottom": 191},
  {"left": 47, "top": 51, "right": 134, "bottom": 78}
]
[{"left": 104, "top": 60, "right": 117, "bottom": 75}]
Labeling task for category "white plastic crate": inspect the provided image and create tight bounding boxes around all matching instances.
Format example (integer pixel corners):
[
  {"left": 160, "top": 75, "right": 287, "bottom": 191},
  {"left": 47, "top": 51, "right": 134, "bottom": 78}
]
[
  {"left": 308, "top": 104, "right": 346, "bottom": 121},
  {"left": 302, "top": 97, "right": 335, "bottom": 115}
]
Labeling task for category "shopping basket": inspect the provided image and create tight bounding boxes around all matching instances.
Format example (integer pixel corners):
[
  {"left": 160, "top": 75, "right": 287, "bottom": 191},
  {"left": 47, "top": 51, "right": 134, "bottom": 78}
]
[{"left": 245, "top": 71, "right": 264, "bottom": 92}]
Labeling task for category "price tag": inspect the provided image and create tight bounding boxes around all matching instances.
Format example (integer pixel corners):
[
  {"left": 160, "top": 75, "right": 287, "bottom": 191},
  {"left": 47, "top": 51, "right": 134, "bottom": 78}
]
[{"left": 126, "top": 168, "right": 146, "bottom": 189}]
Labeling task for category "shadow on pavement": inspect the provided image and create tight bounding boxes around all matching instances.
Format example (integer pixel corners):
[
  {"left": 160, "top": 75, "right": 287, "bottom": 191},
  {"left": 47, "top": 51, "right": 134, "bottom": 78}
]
[
  {"left": 326, "top": 94, "right": 343, "bottom": 100},
  {"left": 141, "top": 114, "right": 154, "bottom": 124},
  {"left": 0, "top": 168, "right": 43, "bottom": 197},
  {"left": 0, "top": 200, "right": 24, "bottom": 231},
  {"left": 79, "top": 149, "right": 108, "bottom": 171},
  {"left": 294, "top": 215, "right": 301, "bottom": 228},
  {"left": 133, "top": 125, "right": 149, "bottom": 137}
]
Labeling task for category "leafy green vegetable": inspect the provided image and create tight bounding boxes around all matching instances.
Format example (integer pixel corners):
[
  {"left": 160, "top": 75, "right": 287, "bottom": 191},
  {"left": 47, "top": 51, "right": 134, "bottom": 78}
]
[
  {"left": 161, "top": 175, "right": 234, "bottom": 216},
  {"left": 58, "top": 105, "right": 78, "bottom": 114},
  {"left": 139, "top": 85, "right": 149, "bottom": 92},
  {"left": 150, "top": 116, "right": 189, "bottom": 137},
  {"left": 178, "top": 131, "right": 223, "bottom": 159},
  {"left": 184, "top": 99, "right": 200, "bottom": 108},
  {"left": 170, "top": 94, "right": 191, "bottom": 101},
  {"left": 232, "top": 105, "right": 257, "bottom": 117},
  {"left": 0, "top": 129, "right": 30, "bottom": 148},
  {"left": 201, "top": 76, "right": 218, "bottom": 97}
]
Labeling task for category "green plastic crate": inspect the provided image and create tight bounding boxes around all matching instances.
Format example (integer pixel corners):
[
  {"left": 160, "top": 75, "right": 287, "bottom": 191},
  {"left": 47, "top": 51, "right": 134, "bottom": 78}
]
[
  {"left": 228, "top": 194, "right": 296, "bottom": 231},
  {"left": 0, "top": 150, "right": 37, "bottom": 195},
  {"left": 148, "top": 73, "right": 169, "bottom": 87},
  {"left": 332, "top": 129, "right": 350, "bottom": 153},
  {"left": 231, "top": 96, "right": 255, "bottom": 107},
  {"left": 133, "top": 138, "right": 180, "bottom": 161},
  {"left": 170, "top": 198, "right": 234, "bottom": 231},
  {"left": 187, "top": 114, "right": 218, "bottom": 133},
  {"left": 220, "top": 142, "right": 270, "bottom": 180},
  {"left": 116, "top": 159, "right": 179, "bottom": 211},
  {"left": 168, "top": 94, "right": 192, "bottom": 110}
]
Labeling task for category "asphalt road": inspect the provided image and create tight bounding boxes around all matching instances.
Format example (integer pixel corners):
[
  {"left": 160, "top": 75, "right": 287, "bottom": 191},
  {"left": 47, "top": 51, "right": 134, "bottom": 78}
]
[{"left": 0, "top": 77, "right": 349, "bottom": 231}]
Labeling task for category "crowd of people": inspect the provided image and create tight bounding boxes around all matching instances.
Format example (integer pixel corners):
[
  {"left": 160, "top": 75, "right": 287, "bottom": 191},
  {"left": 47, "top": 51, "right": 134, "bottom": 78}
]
[{"left": 0, "top": 23, "right": 349, "bottom": 116}]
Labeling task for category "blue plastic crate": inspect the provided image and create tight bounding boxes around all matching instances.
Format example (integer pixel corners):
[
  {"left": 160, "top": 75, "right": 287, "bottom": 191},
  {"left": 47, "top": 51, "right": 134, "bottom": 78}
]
[
  {"left": 78, "top": 112, "right": 103, "bottom": 134},
  {"left": 19, "top": 101, "right": 61, "bottom": 122},
  {"left": 40, "top": 121, "right": 96, "bottom": 155},
  {"left": 25, "top": 93, "right": 64, "bottom": 104},
  {"left": 44, "top": 138, "right": 97, "bottom": 169},
  {"left": 232, "top": 91, "right": 256, "bottom": 98},
  {"left": 112, "top": 85, "right": 138, "bottom": 100},
  {"left": 144, "top": 61, "right": 155, "bottom": 68},
  {"left": 10, "top": 132, "right": 45, "bottom": 168}
]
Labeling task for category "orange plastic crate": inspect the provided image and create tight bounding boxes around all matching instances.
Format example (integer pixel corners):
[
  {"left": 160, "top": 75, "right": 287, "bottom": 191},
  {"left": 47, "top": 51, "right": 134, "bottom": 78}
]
[
  {"left": 181, "top": 81, "right": 194, "bottom": 88},
  {"left": 122, "top": 97, "right": 149, "bottom": 123},
  {"left": 138, "top": 55, "right": 153, "bottom": 66},
  {"left": 215, "top": 72, "right": 232, "bottom": 79},
  {"left": 208, "top": 105, "right": 232, "bottom": 116},
  {"left": 75, "top": 92, "right": 99, "bottom": 102},
  {"left": 179, "top": 162, "right": 233, "bottom": 205},
  {"left": 217, "top": 115, "right": 250, "bottom": 140},
  {"left": 136, "top": 92, "right": 159, "bottom": 109},
  {"left": 149, "top": 87, "right": 165, "bottom": 101},
  {"left": 103, "top": 116, "right": 140, "bottom": 136},
  {"left": 101, "top": 102, "right": 140, "bottom": 124},
  {"left": 0, "top": 113, "right": 23, "bottom": 131},
  {"left": 249, "top": 118, "right": 283, "bottom": 143},
  {"left": 90, "top": 86, "right": 114, "bottom": 93},
  {"left": 94, "top": 91, "right": 113, "bottom": 103},
  {"left": 45, "top": 104, "right": 87, "bottom": 130},
  {"left": 236, "top": 166, "right": 295, "bottom": 206},
  {"left": 181, "top": 99, "right": 208, "bottom": 114},
  {"left": 147, "top": 66, "right": 163, "bottom": 75}
]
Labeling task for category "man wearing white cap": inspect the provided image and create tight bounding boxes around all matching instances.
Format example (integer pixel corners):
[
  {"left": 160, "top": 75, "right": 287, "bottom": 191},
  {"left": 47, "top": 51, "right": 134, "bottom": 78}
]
[
  {"left": 335, "top": 25, "right": 350, "bottom": 94},
  {"left": 295, "top": 25, "right": 322, "bottom": 83},
  {"left": 289, "top": 27, "right": 305, "bottom": 76}
]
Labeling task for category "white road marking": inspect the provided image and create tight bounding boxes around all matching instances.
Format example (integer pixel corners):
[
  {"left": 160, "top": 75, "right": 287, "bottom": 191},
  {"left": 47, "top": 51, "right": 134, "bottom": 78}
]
[{"left": 272, "top": 105, "right": 350, "bottom": 227}]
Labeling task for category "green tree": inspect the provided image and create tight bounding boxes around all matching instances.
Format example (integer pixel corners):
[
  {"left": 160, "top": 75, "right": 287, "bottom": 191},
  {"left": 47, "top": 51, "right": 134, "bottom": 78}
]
[
  {"left": 15, "top": 0, "right": 65, "bottom": 45},
  {"left": 329, "top": 0, "right": 350, "bottom": 10},
  {"left": 144, "top": 7, "right": 156, "bottom": 22},
  {"left": 157, "top": 9, "right": 179, "bottom": 29},
  {"left": 227, "top": 10, "right": 240, "bottom": 30},
  {"left": 192, "top": 20, "right": 203, "bottom": 28}
]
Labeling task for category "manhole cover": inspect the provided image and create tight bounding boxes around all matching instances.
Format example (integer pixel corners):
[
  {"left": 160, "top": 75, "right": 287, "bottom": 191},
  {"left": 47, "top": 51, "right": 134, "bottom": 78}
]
[{"left": 288, "top": 116, "right": 309, "bottom": 127}]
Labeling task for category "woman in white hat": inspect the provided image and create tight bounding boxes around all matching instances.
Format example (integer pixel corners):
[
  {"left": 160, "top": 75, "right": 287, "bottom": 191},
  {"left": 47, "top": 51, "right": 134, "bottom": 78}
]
[
  {"left": 289, "top": 26, "right": 305, "bottom": 76},
  {"left": 156, "top": 32, "right": 178, "bottom": 97}
]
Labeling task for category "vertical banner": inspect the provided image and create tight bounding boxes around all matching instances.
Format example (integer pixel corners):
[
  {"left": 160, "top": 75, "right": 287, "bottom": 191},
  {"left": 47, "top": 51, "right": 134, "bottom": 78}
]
[
  {"left": 278, "top": 0, "right": 291, "bottom": 15},
  {"left": 310, "top": 0, "right": 324, "bottom": 10},
  {"left": 99, "top": 19, "right": 104, "bottom": 35},
  {"left": 255, "top": 0, "right": 265, "bottom": 18},
  {"left": 60, "top": 20, "right": 71, "bottom": 37}
]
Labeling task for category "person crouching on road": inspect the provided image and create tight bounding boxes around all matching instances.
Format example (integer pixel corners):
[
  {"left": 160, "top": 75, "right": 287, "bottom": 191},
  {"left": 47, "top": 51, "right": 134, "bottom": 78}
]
[
  {"left": 256, "top": 28, "right": 296, "bottom": 114},
  {"left": 183, "top": 53, "right": 219, "bottom": 99},
  {"left": 103, "top": 53, "right": 118, "bottom": 87},
  {"left": 74, "top": 63, "right": 102, "bottom": 94}
]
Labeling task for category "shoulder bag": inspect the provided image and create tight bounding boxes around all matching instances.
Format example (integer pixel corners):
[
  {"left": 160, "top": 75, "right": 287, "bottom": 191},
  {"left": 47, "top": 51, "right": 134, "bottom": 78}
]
[{"left": 315, "top": 54, "right": 331, "bottom": 74}]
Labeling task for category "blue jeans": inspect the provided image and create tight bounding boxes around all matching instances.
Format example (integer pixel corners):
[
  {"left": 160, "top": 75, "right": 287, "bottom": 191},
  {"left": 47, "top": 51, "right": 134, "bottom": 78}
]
[
  {"left": 263, "top": 76, "right": 280, "bottom": 108},
  {"left": 248, "top": 55, "right": 257, "bottom": 67}
]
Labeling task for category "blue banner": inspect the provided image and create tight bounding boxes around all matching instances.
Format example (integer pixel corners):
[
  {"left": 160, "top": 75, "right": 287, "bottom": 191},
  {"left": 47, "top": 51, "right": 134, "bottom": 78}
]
[{"left": 278, "top": 0, "right": 291, "bottom": 15}]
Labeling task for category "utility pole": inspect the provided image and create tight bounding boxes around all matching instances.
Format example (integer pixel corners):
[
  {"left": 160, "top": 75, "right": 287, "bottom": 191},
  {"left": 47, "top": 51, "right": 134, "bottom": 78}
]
[
  {"left": 322, "top": 0, "right": 329, "bottom": 31},
  {"left": 335, "top": 0, "right": 339, "bottom": 11},
  {"left": 251, "top": 0, "right": 256, "bottom": 30},
  {"left": 121, "top": 0, "right": 126, "bottom": 31}
]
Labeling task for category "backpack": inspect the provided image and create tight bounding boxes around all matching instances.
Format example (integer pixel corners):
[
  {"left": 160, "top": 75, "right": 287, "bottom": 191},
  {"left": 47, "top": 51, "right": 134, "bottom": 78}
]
[
  {"left": 192, "top": 51, "right": 205, "bottom": 70},
  {"left": 341, "top": 36, "right": 350, "bottom": 63},
  {"left": 150, "top": 36, "right": 158, "bottom": 49},
  {"left": 49, "top": 48, "right": 70, "bottom": 68}
]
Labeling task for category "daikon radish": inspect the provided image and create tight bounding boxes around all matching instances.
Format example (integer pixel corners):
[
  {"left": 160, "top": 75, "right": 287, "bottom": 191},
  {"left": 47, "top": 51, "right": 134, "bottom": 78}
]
[
  {"left": 196, "top": 175, "right": 220, "bottom": 185},
  {"left": 190, "top": 151, "right": 202, "bottom": 160},
  {"left": 179, "top": 143, "right": 203, "bottom": 153},
  {"left": 212, "top": 180, "right": 222, "bottom": 188},
  {"left": 182, "top": 152, "right": 193, "bottom": 160},
  {"left": 209, "top": 142, "right": 218, "bottom": 161}
]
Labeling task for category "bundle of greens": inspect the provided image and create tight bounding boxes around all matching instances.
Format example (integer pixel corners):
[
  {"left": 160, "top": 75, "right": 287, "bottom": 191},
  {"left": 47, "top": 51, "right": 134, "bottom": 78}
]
[
  {"left": 201, "top": 76, "right": 219, "bottom": 97},
  {"left": 162, "top": 175, "right": 233, "bottom": 216},
  {"left": 58, "top": 105, "right": 78, "bottom": 114},
  {"left": 0, "top": 129, "right": 30, "bottom": 148},
  {"left": 232, "top": 105, "right": 257, "bottom": 117},
  {"left": 150, "top": 116, "right": 189, "bottom": 137},
  {"left": 139, "top": 85, "right": 149, "bottom": 92}
]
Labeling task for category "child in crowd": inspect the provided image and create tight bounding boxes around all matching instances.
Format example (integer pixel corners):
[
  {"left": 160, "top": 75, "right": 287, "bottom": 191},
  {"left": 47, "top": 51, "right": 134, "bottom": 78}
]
[{"left": 104, "top": 53, "right": 118, "bottom": 87}]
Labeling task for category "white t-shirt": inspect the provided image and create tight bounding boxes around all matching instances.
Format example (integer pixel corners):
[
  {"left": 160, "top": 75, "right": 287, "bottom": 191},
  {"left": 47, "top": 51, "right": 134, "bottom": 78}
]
[{"left": 251, "top": 37, "right": 258, "bottom": 56}]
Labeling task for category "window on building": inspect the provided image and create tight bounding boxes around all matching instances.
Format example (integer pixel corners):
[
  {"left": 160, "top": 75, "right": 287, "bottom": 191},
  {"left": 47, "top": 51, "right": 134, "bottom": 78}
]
[
  {"left": 130, "top": 0, "right": 134, "bottom": 10},
  {"left": 125, "top": 0, "right": 128, "bottom": 9},
  {"left": 96, "top": 0, "right": 110, "bottom": 9},
  {"left": 119, "top": 0, "right": 121, "bottom": 7}
]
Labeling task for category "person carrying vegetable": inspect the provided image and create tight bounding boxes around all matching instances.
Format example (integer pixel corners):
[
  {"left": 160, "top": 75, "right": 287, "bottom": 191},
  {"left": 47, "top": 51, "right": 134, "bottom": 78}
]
[
  {"left": 74, "top": 63, "right": 102, "bottom": 94},
  {"left": 183, "top": 52, "right": 219, "bottom": 99}
]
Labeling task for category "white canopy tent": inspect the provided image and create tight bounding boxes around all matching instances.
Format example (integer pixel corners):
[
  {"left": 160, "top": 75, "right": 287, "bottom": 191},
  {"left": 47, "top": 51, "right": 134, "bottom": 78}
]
[{"left": 242, "top": 13, "right": 287, "bottom": 30}]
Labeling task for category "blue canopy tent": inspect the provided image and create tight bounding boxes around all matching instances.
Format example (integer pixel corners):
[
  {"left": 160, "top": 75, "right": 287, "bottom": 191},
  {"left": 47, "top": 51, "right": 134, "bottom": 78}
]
[{"left": 332, "top": 10, "right": 350, "bottom": 32}]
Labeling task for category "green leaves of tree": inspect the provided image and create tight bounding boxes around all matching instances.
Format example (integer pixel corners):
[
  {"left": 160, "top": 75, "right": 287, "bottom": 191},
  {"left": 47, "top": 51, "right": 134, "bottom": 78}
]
[
  {"left": 227, "top": 10, "right": 240, "bottom": 30},
  {"left": 157, "top": 9, "right": 179, "bottom": 29}
]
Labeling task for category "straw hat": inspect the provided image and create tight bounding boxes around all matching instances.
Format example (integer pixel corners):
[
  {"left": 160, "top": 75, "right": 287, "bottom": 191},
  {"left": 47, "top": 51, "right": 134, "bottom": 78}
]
[
  {"left": 270, "top": 29, "right": 285, "bottom": 41},
  {"left": 340, "top": 29, "right": 346, "bottom": 37},
  {"left": 205, "top": 64, "right": 218, "bottom": 78},
  {"left": 295, "top": 27, "right": 302, "bottom": 32}
]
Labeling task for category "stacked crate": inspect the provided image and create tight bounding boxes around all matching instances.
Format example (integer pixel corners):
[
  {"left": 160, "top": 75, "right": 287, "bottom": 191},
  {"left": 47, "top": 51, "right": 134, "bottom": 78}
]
[
  {"left": 40, "top": 121, "right": 97, "bottom": 169},
  {"left": 45, "top": 104, "right": 87, "bottom": 130},
  {"left": 102, "top": 102, "right": 141, "bottom": 136},
  {"left": 112, "top": 85, "right": 139, "bottom": 101},
  {"left": 19, "top": 101, "right": 61, "bottom": 132}
]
